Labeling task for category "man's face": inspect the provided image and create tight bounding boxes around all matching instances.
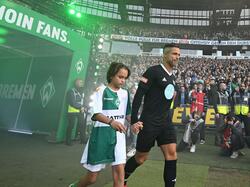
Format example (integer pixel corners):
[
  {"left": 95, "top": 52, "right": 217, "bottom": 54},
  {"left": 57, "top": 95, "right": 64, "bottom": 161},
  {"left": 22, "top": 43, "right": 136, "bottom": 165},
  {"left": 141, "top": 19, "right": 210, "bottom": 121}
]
[
  {"left": 210, "top": 79, "right": 215, "bottom": 85},
  {"left": 197, "top": 83, "right": 203, "bottom": 91},
  {"left": 163, "top": 47, "right": 180, "bottom": 68},
  {"left": 75, "top": 79, "right": 84, "bottom": 89},
  {"left": 220, "top": 83, "right": 227, "bottom": 91}
]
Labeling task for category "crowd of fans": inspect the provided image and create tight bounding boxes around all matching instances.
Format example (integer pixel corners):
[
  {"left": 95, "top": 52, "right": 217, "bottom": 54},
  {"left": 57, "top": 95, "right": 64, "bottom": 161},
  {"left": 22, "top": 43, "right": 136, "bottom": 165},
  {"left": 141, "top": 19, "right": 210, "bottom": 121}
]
[
  {"left": 93, "top": 53, "right": 250, "bottom": 94},
  {"left": 79, "top": 21, "right": 250, "bottom": 40},
  {"left": 90, "top": 53, "right": 250, "bottom": 158}
]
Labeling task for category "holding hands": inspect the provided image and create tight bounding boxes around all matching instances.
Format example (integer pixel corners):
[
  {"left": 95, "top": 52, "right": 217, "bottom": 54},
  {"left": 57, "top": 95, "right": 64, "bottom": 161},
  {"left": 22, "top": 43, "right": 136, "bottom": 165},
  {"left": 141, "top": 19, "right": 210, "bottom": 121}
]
[{"left": 131, "top": 121, "right": 143, "bottom": 134}]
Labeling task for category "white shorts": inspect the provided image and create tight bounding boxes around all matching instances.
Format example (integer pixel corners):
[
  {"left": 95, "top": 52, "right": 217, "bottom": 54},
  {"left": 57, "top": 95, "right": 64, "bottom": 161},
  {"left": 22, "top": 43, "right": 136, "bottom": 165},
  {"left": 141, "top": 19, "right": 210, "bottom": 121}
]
[{"left": 80, "top": 131, "right": 126, "bottom": 172}]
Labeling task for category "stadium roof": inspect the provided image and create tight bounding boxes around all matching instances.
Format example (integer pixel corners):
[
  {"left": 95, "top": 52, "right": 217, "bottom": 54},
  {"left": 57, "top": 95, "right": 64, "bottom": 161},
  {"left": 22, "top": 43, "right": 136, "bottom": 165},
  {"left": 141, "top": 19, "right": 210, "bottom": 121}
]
[{"left": 103, "top": 0, "right": 250, "bottom": 10}]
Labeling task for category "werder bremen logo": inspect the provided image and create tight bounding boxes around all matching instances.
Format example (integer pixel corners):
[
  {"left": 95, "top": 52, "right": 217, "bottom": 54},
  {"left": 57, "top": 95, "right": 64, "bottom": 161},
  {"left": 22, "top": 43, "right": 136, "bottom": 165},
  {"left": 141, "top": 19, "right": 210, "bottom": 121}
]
[
  {"left": 40, "top": 76, "right": 55, "bottom": 108},
  {"left": 115, "top": 98, "right": 120, "bottom": 108},
  {"left": 75, "top": 58, "right": 84, "bottom": 74}
]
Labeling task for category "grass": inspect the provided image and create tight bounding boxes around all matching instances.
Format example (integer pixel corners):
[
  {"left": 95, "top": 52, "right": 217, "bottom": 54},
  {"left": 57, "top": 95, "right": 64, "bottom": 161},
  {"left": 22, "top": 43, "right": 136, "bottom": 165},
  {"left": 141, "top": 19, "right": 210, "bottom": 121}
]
[
  {"left": 103, "top": 161, "right": 209, "bottom": 187},
  {"left": 103, "top": 160, "right": 250, "bottom": 187},
  {"left": 103, "top": 131, "right": 250, "bottom": 187}
]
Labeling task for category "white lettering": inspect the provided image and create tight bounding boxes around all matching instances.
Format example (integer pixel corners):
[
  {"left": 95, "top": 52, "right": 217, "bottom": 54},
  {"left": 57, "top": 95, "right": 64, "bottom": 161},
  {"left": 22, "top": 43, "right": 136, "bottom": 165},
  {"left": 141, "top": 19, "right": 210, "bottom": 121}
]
[
  {"left": 5, "top": 8, "right": 17, "bottom": 24},
  {"left": 60, "top": 30, "right": 67, "bottom": 42},
  {"left": 16, "top": 12, "right": 23, "bottom": 26},
  {"left": 36, "top": 21, "right": 45, "bottom": 33},
  {"left": 0, "top": 5, "right": 6, "bottom": 20},
  {"left": 12, "top": 85, "right": 23, "bottom": 99},
  {"left": 51, "top": 27, "right": 60, "bottom": 40},
  {"left": 42, "top": 24, "right": 51, "bottom": 37},
  {"left": 22, "top": 15, "right": 33, "bottom": 30},
  {"left": 0, "top": 84, "right": 36, "bottom": 100}
]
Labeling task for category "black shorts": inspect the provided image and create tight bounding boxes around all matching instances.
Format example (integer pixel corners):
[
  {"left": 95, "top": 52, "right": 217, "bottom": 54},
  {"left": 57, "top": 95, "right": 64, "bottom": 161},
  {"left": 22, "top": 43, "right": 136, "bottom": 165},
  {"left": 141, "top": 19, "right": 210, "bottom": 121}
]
[{"left": 136, "top": 124, "right": 177, "bottom": 152}]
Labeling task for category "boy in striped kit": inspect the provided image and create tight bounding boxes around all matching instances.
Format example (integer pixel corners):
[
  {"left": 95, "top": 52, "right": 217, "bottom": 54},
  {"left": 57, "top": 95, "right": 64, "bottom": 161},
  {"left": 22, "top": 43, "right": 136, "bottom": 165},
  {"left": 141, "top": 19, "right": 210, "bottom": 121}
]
[{"left": 77, "top": 62, "right": 131, "bottom": 187}]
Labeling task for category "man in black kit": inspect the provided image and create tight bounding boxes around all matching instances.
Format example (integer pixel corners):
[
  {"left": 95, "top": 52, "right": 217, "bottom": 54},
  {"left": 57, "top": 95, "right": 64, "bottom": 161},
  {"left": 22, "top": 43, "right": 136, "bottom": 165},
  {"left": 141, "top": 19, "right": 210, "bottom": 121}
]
[{"left": 124, "top": 43, "right": 180, "bottom": 187}]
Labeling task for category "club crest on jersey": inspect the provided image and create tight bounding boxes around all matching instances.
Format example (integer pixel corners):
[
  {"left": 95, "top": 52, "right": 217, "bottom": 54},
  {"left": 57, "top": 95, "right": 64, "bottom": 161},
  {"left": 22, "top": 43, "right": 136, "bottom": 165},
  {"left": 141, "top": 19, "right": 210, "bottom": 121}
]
[{"left": 115, "top": 98, "right": 120, "bottom": 108}]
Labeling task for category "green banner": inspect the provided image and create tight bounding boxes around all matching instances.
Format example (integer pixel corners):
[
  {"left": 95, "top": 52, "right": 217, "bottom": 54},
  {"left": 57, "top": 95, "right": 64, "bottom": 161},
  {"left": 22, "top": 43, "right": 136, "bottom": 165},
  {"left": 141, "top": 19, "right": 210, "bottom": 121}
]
[{"left": 0, "top": 0, "right": 86, "bottom": 50}]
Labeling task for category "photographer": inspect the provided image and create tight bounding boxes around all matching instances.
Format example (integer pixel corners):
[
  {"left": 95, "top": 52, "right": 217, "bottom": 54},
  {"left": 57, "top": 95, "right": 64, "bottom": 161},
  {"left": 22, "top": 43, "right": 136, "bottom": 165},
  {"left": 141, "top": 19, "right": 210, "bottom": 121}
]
[
  {"left": 220, "top": 114, "right": 245, "bottom": 159},
  {"left": 177, "top": 111, "right": 204, "bottom": 153}
]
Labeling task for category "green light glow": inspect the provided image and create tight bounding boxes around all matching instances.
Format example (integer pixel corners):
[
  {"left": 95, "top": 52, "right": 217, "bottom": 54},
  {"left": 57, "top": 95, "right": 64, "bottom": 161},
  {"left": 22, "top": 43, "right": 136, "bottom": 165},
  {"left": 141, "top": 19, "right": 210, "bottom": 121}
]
[
  {"left": 0, "top": 38, "right": 6, "bottom": 44},
  {"left": 76, "top": 12, "right": 82, "bottom": 18},
  {"left": 0, "top": 27, "right": 8, "bottom": 35},
  {"left": 69, "top": 9, "right": 75, "bottom": 15}
]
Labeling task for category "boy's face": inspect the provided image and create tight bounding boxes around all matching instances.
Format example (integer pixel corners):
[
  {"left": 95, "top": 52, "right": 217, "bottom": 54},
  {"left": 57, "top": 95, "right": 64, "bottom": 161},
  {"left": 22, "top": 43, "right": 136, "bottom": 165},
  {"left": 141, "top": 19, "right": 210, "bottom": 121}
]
[{"left": 110, "top": 68, "right": 128, "bottom": 89}]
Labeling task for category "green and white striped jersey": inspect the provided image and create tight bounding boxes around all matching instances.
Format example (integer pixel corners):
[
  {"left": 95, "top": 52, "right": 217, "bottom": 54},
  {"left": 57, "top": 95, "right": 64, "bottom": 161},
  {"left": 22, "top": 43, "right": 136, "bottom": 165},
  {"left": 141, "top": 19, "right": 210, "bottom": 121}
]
[{"left": 92, "top": 85, "right": 131, "bottom": 127}]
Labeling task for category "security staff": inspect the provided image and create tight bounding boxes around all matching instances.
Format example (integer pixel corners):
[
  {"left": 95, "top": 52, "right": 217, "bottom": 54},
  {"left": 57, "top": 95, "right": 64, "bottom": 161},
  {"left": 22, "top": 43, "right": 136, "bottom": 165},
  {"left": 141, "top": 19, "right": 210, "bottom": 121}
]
[
  {"left": 66, "top": 78, "right": 86, "bottom": 145},
  {"left": 232, "top": 84, "right": 250, "bottom": 137},
  {"left": 214, "top": 81, "right": 231, "bottom": 146}
]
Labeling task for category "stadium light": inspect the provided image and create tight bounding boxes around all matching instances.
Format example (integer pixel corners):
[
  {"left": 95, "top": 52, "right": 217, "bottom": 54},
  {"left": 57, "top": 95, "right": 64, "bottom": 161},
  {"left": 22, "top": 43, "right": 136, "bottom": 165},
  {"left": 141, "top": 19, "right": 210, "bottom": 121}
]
[
  {"left": 99, "top": 37, "right": 104, "bottom": 43},
  {"left": 97, "top": 44, "right": 103, "bottom": 49},
  {"left": 69, "top": 9, "right": 75, "bottom": 15},
  {"left": 76, "top": 12, "right": 82, "bottom": 18}
]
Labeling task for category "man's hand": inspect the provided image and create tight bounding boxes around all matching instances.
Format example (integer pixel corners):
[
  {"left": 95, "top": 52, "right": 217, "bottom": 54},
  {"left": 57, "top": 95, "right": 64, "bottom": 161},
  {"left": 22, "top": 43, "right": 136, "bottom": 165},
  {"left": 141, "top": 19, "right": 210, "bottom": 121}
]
[
  {"left": 225, "top": 142, "right": 230, "bottom": 148},
  {"left": 189, "top": 119, "right": 195, "bottom": 122},
  {"left": 131, "top": 121, "right": 143, "bottom": 134},
  {"left": 110, "top": 120, "right": 127, "bottom": 133}
]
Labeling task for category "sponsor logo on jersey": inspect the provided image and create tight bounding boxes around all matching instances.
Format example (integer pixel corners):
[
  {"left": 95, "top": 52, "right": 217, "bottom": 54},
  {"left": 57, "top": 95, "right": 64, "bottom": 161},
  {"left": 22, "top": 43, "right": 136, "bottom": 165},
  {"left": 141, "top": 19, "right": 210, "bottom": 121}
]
[
  {"left": 107, "top": 115, "right": 125, "bottom": 120},
  {"left": 104, "top": 97, "right": 114, "bottom": 101},
  {"left": 162, "top": 77, "right": 167, "bottom": 82}
]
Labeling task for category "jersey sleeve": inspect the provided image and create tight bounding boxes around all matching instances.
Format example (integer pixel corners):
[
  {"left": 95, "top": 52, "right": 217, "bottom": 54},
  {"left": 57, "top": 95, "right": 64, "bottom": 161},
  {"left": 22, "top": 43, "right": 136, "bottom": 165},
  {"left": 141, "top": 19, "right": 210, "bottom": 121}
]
[
  {"left": 138, "top": 67, "right": 154, "bottom": 92},
  {"left": 131, "top": 67, "right": 155, "bottom": 124},
  {"left": 91, "top": 87, "right": 104, "bottom": 119}
]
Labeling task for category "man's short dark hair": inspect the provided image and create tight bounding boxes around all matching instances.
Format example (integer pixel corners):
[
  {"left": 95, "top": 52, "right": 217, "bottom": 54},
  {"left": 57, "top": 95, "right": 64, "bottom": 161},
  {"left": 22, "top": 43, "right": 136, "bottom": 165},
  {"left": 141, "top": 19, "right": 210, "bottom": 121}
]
[
  {"left": 163, "top": 43, "right": 179, "bottom": 52},
  {"left": 106, "top": 62, "right": 131, "bottom": 83}
]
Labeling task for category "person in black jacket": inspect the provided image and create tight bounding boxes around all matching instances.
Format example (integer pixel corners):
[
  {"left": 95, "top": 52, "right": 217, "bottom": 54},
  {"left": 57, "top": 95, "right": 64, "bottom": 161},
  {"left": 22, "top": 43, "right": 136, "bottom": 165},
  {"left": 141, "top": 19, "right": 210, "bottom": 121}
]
[
  {"left": 66, "top": 78, "right": 86, "bottom": 145},
  {"left": 174, "top": 84, "right": 189, "bottom": 107}
]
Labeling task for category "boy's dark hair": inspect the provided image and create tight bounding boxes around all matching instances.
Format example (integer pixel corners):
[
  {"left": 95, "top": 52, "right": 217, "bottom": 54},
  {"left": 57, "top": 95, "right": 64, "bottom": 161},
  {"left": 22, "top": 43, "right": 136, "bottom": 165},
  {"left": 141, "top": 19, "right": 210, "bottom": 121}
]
[
  {"left": 163, "top": 43, "right": 179, "bottom": 53},
  {"left": 106, "top": 62, "right": 131, "bottom": 83}
]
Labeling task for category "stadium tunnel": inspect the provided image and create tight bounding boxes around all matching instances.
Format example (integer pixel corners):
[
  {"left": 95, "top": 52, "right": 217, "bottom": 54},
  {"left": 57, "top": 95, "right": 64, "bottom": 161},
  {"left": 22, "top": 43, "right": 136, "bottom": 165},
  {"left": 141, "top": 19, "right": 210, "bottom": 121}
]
[{"left": 0, "top": 1, "right": 91, "bottom": 142}]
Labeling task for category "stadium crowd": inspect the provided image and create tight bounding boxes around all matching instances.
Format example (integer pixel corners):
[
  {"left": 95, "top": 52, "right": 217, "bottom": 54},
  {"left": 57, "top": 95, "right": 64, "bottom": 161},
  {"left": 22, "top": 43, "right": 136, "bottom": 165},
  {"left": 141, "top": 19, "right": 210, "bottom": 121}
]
[
  {"left": 94, "top": 53, "right": 250, "bottom": 93},
  {"left": 81, "top": 21, "right": 250, "bottom": 40}
]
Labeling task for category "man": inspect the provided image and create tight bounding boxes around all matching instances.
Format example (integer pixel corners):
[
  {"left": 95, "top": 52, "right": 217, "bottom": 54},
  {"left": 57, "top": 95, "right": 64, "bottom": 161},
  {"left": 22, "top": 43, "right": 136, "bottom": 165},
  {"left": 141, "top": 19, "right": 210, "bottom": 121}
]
[
  {"left": 207, "top": 76, "right": 217, "bottom": 106},
  {"left": 232, "top": 84, "right": 250, "bottom": 139},
  {"left": 66, "top": 78, "right": 86, "bottom": 145},
  {"left": 124, "top": 43, "right": 180, "bottom": 187},
  {"left": 214, "top": 81, "right": 231, "bottom": 146}
]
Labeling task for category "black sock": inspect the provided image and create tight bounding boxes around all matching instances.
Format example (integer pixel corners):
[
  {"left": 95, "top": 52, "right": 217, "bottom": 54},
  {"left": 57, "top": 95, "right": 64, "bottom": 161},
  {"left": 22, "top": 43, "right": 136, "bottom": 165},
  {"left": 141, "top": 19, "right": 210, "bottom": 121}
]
[
  {"left": 124, "top": 156, "right": 141, "bottom": 182},
  {"left": 164, "top": 160, "right": 177, "bottom": 187}
]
